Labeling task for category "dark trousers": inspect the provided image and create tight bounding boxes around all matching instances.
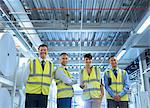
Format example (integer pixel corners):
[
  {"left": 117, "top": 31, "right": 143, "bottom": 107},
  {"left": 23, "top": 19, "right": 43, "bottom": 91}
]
[
  {"left": 25, "top": 93, "right": 48, "bottom": 108},
  {"left": 107, "top": 99, "right": 128, "bottom": 108},
  {"left": 57, "top": 97, "right": 72, "bottom": 108}
]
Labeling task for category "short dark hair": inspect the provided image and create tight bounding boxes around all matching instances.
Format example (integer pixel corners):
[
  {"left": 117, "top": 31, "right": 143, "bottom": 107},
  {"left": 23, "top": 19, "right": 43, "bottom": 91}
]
[
  {"left": 108, "top": 55, "right": 116, "bottom": 60},
  {"left": 60, "top": 52, "right": 68, "bottom": 56},
  {"left": 84, "top": 53, "right": 92, "bottom": 59},
  {"left": 38, "top": 44, "right": 48, "bottom": 50}
]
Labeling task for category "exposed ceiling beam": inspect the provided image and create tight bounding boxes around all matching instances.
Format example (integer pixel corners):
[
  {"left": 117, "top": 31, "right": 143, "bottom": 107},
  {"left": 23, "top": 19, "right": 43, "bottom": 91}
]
[
  {"left": 26, "top": 7, "right": 145, "bottom": 11},
  {"left": 134, "top": 7, "right": 150, "bottom": 34},
  {"left": 117, "top": 7, "right": 150, "bottom": 69},
  {"left": 55, "top": 62, "right": 127, "bottom": 66},
  {"left": 34, "top": 23, "right": 133, "bottom": 32},
  {"left": 117, "top": 33, "right": 148, "bottom": 69},
  {"left": 48, "top": 46, "right": 120, "bottom": 53},
  {"left": 54, "top": 61, "right": 108, "bottom": 65},
  {"left": 36, "top": 29, "right": 129, "bottom": 33},
  {"left": 48, "top": 51, "right": 115, "bottom": 54},
  {"left": 0, "top": 19, "right": 132, "bottom": 32}
]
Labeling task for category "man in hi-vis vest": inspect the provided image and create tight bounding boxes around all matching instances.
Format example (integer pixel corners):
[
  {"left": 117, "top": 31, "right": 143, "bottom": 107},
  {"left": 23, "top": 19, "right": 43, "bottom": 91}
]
[
  {"left": 104, "top": 55, "right": 129, "bottom": 108},
  {"left": 24, "top": 44, "right": 54, "bottom": 108},
  {"left": 80, "top": 53, "right": 104, "bottom": 108},
  {"left": 53, "top": 53, "right": 77, "bottom": 108}
]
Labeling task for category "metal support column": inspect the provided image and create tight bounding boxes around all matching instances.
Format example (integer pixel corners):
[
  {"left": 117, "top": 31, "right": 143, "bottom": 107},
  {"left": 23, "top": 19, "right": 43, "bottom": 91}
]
[{"left": 138, "top": 56, "right": 145, "bottom": 91}]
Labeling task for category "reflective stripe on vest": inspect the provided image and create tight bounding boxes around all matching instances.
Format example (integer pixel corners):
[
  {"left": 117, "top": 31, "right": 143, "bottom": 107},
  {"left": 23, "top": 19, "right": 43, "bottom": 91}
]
[
  {"left": 81, "top": 66, "right": 101, "bottom": 100},
  {"left": 106, "top": 69, "right": 128, "bottom": 101},
  {"left": 26, "top": 58, "right": 53, "bottom": 95},
  {"left": 27, "top": 82, "right": 50, "bottom": 86},
  {"left": 83, "top": 88, "right": 100, "bottom": 92},
  {"left": 54, "top": 67, "right": 74, "bottom": 98},
  {"left": 82, "top": 79, "right": 100, "bottom": 83},
  {"left": 57, "top": 88, "right": 73, "bottom": 93}
]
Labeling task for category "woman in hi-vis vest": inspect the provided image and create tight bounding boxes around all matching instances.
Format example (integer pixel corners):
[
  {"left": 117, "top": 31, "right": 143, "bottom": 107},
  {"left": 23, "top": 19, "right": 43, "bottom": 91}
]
[{"left": 80, "top": 53, "right": 104, "bottom": 108}]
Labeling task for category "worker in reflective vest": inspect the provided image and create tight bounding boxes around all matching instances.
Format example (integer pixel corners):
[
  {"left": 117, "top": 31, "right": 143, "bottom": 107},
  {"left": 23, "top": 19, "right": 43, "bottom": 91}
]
[
  {"left": 104, "top": 55, "right": 129, "bottom": 108},
  {"left": 24, "top": 44, "right": 54, "bottom": 108},
  {"left": 80, "top": 53, "right": 104, "bottom": 108},
  {"left": 53, "top": 53, "right": 77, "bottom": 108}
]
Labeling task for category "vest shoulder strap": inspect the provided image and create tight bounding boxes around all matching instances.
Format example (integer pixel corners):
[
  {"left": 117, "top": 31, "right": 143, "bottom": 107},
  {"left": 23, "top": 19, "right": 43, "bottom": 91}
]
[
  {"left": 106, "top": 70, "right": 110, "bottom": 78},
  {"left": 122, "top": 69, "right": 126, "bottom": 84},
  {"left": 94, "top": 66, "right": 100, "bottom": 81},
  {"left": 48, "top": 61, "right": 53, "bottom": 77},
  {"left": 123, "top": 70, "right": 126, "bottom": 74},
  {"left": 52, "top": 68, "right": 59, "bottom": 79},
  {"left": 95, "top": 66, "right": 97, "bottom": 74},
  {"left": 32, "top": 59, "right": 36, "bottom": 74},
  {"left": 81, "top": 69, "right": 84, "bottom": 75},
  {"left": 65, "top": 69, "right": 72, "bottom": 78}
]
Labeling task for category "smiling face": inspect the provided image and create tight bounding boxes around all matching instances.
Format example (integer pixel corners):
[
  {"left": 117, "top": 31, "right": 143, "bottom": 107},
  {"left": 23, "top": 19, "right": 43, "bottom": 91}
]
[
  {"left": 109, "top": 56, "right": 118, "bottom": 68},
  {"left": 38, "top": 46, "right": 48, "bottom": 59},
  {"left": 60, "top": 54, "right": 69, "bottom": 66},
  {"left": 84, "top": 57, "right": 92, "bottom": 67}
]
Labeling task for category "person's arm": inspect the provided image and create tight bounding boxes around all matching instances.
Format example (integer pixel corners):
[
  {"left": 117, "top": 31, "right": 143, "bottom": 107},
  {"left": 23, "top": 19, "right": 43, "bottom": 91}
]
[
  {"left": 55, "top": 69, "right": 76, "bottom": 86},
  {"left": 104, "top": 72, "right": 115, "bottom": 98},
  {"left": 23, "top": 63, "right": 30, "bottom": 86},
  {"left": 79, "top": 69, "right": 86, "bottom": 89},
  {"left": 50, "top": 62, "right": 55, "bottom": 79},
  {"left": 118, "top": 71, "right": 130, "bottom": 97}
]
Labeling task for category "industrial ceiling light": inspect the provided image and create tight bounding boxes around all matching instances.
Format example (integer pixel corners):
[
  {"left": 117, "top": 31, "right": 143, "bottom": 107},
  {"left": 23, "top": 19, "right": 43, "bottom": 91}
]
[
  {"left": 117, "top": 49, "right": 126, "bottom": 60},
  {"left": 137, "top": 16, "right": 150, "bottom": 34}
]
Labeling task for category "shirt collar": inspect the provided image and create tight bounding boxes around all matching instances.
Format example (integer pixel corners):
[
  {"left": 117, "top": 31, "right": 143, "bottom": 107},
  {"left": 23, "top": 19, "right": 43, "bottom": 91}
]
[
  {"left": 111, "top": 66, "right": 119, "bottom": 70},
  {"left": 59, "top": 65, "right": 68, "bottom": 70},
  {"left": 39, "top": 57, "right": 46, "bottom": 62},
  {"left": 59, "top": 64, "right": 66, "bottom": 68},
  {"left": 84, "top": 66, "right": 93, "bottom": 69}
]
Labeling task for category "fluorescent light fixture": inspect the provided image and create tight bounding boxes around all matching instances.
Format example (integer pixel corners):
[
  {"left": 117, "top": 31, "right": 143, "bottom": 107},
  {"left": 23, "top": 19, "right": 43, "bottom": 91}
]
[
  {"left": 13, "top": 37, "right": 28, "bottom": 52},
  {"left": 137, "top": 16, "right": 150, "bottom": 34},
  {"left": 117, "top": 49, "right": 126, "bottom": 60}
]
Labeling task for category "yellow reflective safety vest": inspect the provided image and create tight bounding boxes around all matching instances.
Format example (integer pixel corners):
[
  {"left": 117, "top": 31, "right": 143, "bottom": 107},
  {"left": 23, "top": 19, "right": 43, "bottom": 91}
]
[
  {"left": 26, "top": 58, "right": 54, "bottom": 95},
  {"left": 54, "top": 67, "right": 74, "bottom": 98},
  {"left": 81, "top": 66, "right": 101, "bottom": 100},
  {"left": 106, "top": 69, "right": 128, "bottom": 101}
]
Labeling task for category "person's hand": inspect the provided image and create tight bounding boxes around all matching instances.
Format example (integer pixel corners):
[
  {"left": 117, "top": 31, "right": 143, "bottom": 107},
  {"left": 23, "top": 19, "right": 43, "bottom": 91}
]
[
  {"left": 100, "top": 85, "right": 104, "bottom": 98},
  {"left": 114, "top": 94, "right": 121, "bottom": 102},
  {"left": 100, "top": 94, "right": 104, "bottom": 101},
  {"left": 114, "top": 95, "right": 118, "bottom": 101},
  {"left": 80, "top": 84, "right": 86, "bottom": 89},
  {"left": 101, "top": 93, "right": 104, "bottom": 98}
]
